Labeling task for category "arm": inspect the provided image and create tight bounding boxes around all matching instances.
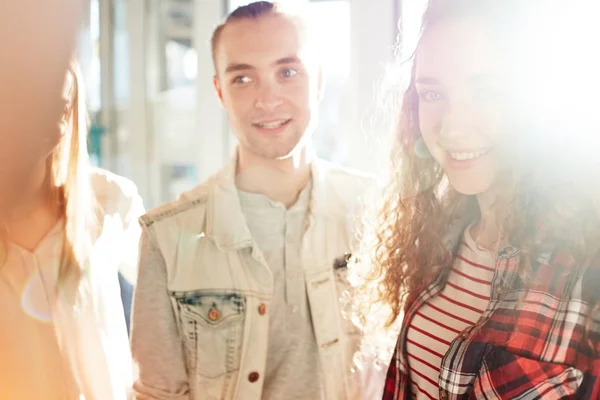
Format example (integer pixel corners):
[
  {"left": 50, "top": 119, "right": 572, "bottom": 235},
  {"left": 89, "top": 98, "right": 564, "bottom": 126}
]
[
  {"left": 130, "top": 225, "right": 190, "bottom": 400},
  {"left": 577, "top": 262, "right": 600, "bottom": 399},
  {"left": 118, "top": 189, "right": 145, "bottom": 284}
]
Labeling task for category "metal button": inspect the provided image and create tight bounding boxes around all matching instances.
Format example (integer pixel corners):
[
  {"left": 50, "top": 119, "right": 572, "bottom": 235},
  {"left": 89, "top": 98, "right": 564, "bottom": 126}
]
[
  {"left": 258, "top": 303, "right": 267, "bottom": 316},
  {"left": 208, "top": 307, "right": 221, "bottom": 322},
  {"left": 498, "top": 245, "right": 519, "bottom": 259},
  {"left": 496, "top": 284, "right": 505, "bottom": 296},
  {"left": 248, "top": 372, "right": 260, "bottom": 383},
  {"left": 440, "top": 389, "right": 448, "bottom": 400},
  {"left": 459, "top": 329, "right": 469, "bottom": 339}
]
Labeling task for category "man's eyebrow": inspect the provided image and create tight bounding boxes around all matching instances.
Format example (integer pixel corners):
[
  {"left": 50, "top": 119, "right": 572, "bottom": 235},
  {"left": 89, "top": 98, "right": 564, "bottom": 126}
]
[
  {"left": 224, "top": 56, "right": 303, "bottom": 73},
  {"left": 273, "top": 56, "right": 302, "bottom": 66},
  {"left": 225, "top": 63, "right": 255, "bottom": 73}
]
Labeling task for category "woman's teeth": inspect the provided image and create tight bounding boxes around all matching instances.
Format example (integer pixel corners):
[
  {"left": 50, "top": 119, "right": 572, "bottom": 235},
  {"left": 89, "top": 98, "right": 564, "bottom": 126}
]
[{"left": 449, "top": 149, "right": 490, "bottom": 161}]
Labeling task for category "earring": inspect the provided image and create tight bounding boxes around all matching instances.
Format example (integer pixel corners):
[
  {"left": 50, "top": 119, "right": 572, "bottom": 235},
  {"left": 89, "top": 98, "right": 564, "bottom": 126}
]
[{"left": 415, "top": 137, "right": 432, "bottom": 158}]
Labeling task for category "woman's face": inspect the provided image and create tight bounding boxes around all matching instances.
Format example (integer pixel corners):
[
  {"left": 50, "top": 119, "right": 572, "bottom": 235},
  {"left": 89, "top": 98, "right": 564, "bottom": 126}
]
[
  {"left": 415, "top": 16, "right": 509, "bottom": 196},
  {"left": 0, "top": 71, "right": 72, "bottom": 196}
]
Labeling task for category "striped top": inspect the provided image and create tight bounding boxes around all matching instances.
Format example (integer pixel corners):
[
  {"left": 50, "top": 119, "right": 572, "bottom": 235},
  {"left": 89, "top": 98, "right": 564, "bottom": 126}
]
[{"left": 406, "top": 226, "right": 496, "bottom": 400}]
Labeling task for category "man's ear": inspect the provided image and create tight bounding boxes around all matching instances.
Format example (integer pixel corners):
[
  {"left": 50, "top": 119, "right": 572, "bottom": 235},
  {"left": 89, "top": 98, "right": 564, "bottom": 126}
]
[{"left": 213, "top": 75, "right": 224, "bottom": 107}]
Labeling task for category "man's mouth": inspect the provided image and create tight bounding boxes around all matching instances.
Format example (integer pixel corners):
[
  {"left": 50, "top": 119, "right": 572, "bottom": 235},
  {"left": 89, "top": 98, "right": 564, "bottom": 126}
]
[{"left": 252, "top": 119, "right": 292, "bottom": 129}]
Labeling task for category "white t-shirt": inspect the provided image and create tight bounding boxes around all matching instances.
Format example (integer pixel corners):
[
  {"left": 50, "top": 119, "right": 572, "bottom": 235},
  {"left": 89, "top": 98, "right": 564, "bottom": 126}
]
[
  {"left": 406, "top": 226, "right": 496, "bottom": 400},
  {"left": 0, "top": 168, "right": 144, "bottom": 399}
]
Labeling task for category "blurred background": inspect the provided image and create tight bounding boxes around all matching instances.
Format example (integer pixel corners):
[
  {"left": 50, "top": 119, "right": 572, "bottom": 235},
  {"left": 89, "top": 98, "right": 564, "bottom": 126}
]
[{"left": 78, "top": 0, "right": 428, "bottom": 209}]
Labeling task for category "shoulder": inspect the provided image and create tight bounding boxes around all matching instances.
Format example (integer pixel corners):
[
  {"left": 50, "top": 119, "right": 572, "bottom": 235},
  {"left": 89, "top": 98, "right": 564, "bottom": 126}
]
[
  {"left": 90, "top": 168, "right": 144, "bottom": 221},
  {"left": 91, "top": 168, "right": 139, "bottom": 204},
  {"left": 316, "top": 159, "right": 379, "bottom": 197},
  {"left": 318, "top": 159, "right": 377, "bottom": 185},
  {"left": 89, "top": 169, "right": 145, "bottom": 281},
  {"left": 140, "top": 176, "right": 213, "bottom": 227},
  {"left": 315, "top": 159, "right": 380, "bottom": 211}
]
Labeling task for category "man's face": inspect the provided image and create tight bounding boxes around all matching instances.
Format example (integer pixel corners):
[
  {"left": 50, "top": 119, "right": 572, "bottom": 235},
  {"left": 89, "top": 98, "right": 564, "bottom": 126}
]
[{"left": 213, "top": 13, "right": 322, "bottom": 161}]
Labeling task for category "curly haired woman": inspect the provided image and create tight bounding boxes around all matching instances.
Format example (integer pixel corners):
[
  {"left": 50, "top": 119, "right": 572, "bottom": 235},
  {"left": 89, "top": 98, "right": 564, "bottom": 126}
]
[{"left": 353, "top": 1, "right": 600, "bottom": 399}]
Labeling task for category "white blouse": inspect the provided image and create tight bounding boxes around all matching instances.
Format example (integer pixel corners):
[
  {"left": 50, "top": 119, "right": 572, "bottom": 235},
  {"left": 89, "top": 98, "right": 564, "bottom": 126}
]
[{"left": 0, "top": 168, "right": 144, "bottom": 400}]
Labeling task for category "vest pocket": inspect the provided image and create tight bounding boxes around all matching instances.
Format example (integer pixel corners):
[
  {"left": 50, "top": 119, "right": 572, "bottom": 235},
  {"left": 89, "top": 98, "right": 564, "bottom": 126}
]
[{"left": 172, "top": 291, "right": 246, "bottom": 379}]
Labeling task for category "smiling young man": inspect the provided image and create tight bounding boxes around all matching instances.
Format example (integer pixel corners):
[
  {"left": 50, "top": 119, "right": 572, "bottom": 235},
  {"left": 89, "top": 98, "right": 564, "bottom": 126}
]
[{"left": 131, "top": 2, "right": 383, "bottom": 400}]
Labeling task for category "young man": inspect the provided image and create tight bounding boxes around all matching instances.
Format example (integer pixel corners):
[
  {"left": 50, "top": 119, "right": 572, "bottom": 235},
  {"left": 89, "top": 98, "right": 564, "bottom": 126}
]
[{"left": 131, "top": 2, "right": 383, "bottom": 399}]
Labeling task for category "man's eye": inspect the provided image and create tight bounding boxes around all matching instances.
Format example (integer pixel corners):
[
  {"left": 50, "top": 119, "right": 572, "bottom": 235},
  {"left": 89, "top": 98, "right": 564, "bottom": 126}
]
[
  {"left": 281, "top": 68, "right": 298, "bottom": 78},
  {"left": 233, "top": 76, "right": 252, "bottom": 84}
]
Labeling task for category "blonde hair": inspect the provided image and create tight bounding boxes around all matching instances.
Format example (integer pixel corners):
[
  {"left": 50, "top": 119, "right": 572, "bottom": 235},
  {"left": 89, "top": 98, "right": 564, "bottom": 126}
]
[
  {"left": 52, "top": 59, "right": 99, "bottom": 287},
  {"left": 1, "top": 59, "right": 98, "bottom": 289}
]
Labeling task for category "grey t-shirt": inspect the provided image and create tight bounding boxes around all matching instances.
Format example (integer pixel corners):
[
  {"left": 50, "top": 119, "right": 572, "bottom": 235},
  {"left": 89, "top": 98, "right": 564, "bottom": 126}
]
[{"left": 238, "top": 182, "right": 323, "bottom": 400}]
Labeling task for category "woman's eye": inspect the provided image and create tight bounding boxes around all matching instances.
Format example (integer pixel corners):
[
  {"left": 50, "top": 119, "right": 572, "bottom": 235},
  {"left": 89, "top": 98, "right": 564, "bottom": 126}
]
[{"left": 420, "top": 90, "right": 444, "bottom": 102}]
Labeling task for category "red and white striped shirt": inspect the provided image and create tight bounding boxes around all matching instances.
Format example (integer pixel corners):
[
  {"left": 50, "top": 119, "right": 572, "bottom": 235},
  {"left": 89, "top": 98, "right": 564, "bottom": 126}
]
[{"left": 406, "top": 226, "right": 496, "bottom": 400}]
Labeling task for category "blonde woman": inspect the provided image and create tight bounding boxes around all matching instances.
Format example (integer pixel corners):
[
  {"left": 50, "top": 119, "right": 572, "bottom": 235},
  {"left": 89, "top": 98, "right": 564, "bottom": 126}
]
[{"left": 0, "top": 60, "right": 144, "bottom": 399}]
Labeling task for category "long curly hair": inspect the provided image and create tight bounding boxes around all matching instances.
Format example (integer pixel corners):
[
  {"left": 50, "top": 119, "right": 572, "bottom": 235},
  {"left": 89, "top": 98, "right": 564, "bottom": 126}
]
[{"left": 349, "top": 0, "right": 600, "bottom": 366}]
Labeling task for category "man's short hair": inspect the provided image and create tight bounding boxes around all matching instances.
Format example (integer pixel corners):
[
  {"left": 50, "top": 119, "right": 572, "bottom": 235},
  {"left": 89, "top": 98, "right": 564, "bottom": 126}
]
[
  {"left": 211, "top": 2, "right": 278, "bottom": 69},
  {"left": 210, "top": 1, "right": 311, "bottom": 72}
]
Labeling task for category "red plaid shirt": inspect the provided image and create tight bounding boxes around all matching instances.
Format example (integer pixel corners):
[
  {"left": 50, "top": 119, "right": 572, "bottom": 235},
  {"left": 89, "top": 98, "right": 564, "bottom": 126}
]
[{"left": 383, "top": 239, "right": 600, "bottom": 399}]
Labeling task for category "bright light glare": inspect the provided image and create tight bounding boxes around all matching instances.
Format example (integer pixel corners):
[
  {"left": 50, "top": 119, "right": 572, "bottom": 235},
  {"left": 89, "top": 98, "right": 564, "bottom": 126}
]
[
  {"left": 228, "top": 0, "right": 350, "bottom": 81},
  {"left": 308, "top": 1, "right": 351, "bottom": 81},
  {"left": 22, "top": 270, "right": 54, "bottom": 323},
  {"left": 183, "top": 48, "right": 198, "bottom": 81},
  {"left": 513, "top": 2, "right": 600, "bottom": 166}
]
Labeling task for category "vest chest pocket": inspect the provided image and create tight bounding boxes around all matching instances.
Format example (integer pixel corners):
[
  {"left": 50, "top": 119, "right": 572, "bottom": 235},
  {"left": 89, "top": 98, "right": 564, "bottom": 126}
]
[{"left": 172, "top": 291, "right": 246, "bottom": 379}]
